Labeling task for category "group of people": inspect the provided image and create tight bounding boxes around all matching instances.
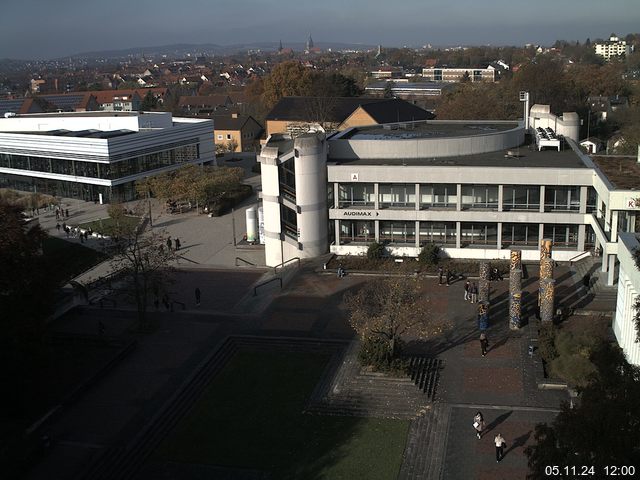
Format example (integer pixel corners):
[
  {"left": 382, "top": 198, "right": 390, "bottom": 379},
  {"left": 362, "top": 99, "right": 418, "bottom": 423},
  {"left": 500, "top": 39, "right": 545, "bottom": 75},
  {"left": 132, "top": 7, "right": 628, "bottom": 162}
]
[
  {"left": 463, "top": 280, "right": 479, "bottom": 303},
  {"left": 337, "top": 265, "right": 346, "bottom": 278},
  {"left": 437, "top": 266, "right": 457, "bottom": 286},
  {"left": 473, "top": 412, "right": 507, "bottom": 463},
  {"left": 166, "top": 236, "right": 181, "bottom": 251},
  {"left": 56, "top": 221, "right": 93, "bottom": 242},
  {"left": 55, "top": 206, "right": 70, "bottom": 220}
]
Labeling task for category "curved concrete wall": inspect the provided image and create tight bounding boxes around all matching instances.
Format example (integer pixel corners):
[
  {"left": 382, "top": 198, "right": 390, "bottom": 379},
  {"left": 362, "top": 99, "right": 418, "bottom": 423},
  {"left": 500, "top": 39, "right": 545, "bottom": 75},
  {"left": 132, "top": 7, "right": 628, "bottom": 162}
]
[
  {"left": 329, "top": 122, "right": 524, "bottom": 160},
  {"left": 294, "top": 134, "right": 328, "bottom": 256},
  {"left": 530, "top": 104, "right": 580, "bottom": 142}
]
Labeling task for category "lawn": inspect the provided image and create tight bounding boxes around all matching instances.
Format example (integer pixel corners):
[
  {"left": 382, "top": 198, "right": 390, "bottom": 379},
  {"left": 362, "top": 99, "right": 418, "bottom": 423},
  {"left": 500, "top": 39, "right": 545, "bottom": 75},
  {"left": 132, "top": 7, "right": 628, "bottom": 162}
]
[
  {"left": 77, "top": 215, "right": 140, "bottom": 236},
  {"left": 42, "top": 236, "right": 108, "bottom": 285},
  {"left": 153, "top": 351, "right": 410, "bottom": 479}
]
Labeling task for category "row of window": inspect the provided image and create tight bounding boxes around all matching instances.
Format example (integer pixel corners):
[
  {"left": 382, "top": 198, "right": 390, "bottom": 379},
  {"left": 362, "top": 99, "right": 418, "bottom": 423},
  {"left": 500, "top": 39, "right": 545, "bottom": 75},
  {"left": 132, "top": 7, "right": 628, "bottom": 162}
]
[
  {"left": 338, "top": 220, "right": 589, "bottom": 248},
  {"left": 335, "top": 183, "right": 595, "bottom": 212},
  {"left": 0, "top": 144, "right": 199, "bottom": 180}
]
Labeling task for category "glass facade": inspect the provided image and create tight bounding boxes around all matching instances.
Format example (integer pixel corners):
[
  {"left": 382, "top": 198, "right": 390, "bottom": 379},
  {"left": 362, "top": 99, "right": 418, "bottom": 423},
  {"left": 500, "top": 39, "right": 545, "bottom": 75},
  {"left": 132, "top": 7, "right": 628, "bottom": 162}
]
[
  {"left": 543, "top": 224, "right": 579, "bottom": 247},
  {"left": 502, "top": 223, "right": 539, "bottom": 247},
  {"left": 280, "top": 204, "right": 298, "bottom": 240},
  {"left": 460, "top": 222, "right": 498, "bottom": 246},
  {"left": 0, "top": 172, "right": 115, "bottom": 202},
  {"left": 419, "top": 221, "right": 456, "bottom": 245},
  {"left": 339, "top": 220, "right": 374, "bottom": 244},
  {"left": 0, "top": 143, "right": 199, "bottom": 181},
  {"left": 503, "top": 185, "right": 540, "bottom": 211},
  {"left": 338, "top": 183, "right": 375, "bottom": 208},
  {"left": 379, "top": 221, "right": 415, "bottom": 244},
  {"left": 419, "top": 184, "right": 456, "bottom": 209},
  {"left": 544, "top": 186, "right": 580, "bottom": 212},
  {"left": 378, "top": 184, "right": 415, "bottom": 208},
  {"left": 278, "top": 158, "right": 296, "bottom": 202},
  {"left": 461, "top": 185, "right": 499, "bottom": 210}
]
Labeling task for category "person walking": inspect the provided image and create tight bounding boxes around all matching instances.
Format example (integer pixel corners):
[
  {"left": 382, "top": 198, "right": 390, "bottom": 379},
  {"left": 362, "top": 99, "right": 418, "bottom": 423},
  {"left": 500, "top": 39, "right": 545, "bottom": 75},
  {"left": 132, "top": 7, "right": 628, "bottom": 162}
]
[
  {"left": 195, "top": 287, "right": 201, "bottom": 306},
  {"left": 471, "top": 282, "right": 478, "bottom": 304},
  {"left": 464, "top": 280, "right": 471, "bottom": 301},
  {"left": 480, "top": 332, "right": 489, "bottom": 357},
  {"left": 55, "top": 209, "right": 60, "bottom": 220},
  {"left": 494, "top": 433, "right": 506, "bottom": 462},
  {"left": 166, "top": 237, "right": 172, "bottom": 251},
  {"left": 65, "top": 208, "right": 69, "bottom": 218},
  {"left": 175, "top": 238, "right": 181, "bottom": 251},
  {"left": 473, "top": 411, "right": 485, "bottom": 439},
  {"left": 56, "top": 223, "right": 61, "bottom": 232}
]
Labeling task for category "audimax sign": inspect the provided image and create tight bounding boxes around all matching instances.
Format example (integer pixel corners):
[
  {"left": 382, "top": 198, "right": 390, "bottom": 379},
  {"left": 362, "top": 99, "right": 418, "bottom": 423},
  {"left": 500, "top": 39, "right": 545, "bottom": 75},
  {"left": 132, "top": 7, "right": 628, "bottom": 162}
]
[{"left": 343, "top": 211, "right": 379, "bottom": 217}]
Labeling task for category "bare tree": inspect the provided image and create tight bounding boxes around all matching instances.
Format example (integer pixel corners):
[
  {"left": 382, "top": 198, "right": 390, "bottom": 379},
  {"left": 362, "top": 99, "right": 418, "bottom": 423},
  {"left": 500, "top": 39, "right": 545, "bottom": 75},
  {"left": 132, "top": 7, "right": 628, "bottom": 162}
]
[{"left": 344, "top": 277, "right": 449, "bottom": 360}]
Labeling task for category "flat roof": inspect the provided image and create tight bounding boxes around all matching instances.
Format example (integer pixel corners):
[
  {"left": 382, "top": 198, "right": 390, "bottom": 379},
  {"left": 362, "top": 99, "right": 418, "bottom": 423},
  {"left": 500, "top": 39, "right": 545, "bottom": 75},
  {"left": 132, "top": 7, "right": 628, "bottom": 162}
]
[
  {"left": 341, "top": 121, "right": 518, "bottom": 140},
  {"left": 592, "top": 156, "right": 640, "bottom": 190},
  {"left": 14, "top": 129, "right": 136, "bottom": 139},
  {"left": 328, "top": 144, "right": 588, "bottom": 169}
]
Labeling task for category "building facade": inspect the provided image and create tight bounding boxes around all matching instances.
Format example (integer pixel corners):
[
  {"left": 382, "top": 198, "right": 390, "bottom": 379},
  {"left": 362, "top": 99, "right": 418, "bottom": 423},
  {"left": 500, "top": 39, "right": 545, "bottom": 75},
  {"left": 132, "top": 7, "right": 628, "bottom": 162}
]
[
  {"left": 595, "top": 35, "right": 633, "bottom": 60},
  {"left": 258, "top": 106, "right": 639, "bottom": 291},
  {"left": 0, "top": 111, "right": 214, "bottom": 203},
  {"left": 422, "top": 67, "right": 495, "bottom": 83},
  {"left": 614, "top": 233, "right": 640, "bottom": 366}
]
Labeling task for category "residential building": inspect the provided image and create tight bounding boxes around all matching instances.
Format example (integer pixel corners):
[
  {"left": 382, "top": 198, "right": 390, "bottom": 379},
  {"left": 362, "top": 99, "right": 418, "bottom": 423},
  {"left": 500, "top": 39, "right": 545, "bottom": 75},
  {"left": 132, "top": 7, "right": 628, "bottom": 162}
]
[
  {"left": 93, "top": 90, "right": 142, "bottom": 112},
  {"left": 213, "top": 113, "right": 263, "bottom": 153},
  {"left": 422, "top": 67, "right": 495, "bottom": 82},
  {"left": 265, "top": 97, "right": 434, "bottom": 137},
  {"left": 0, "top": 111, "right": 214, "bottom": 203},
  {"left": 179, "top": 95, "right": 234, "bottom": 116},
  {"left": 595, "top": 34, "right": 633, "bottom": 60}
]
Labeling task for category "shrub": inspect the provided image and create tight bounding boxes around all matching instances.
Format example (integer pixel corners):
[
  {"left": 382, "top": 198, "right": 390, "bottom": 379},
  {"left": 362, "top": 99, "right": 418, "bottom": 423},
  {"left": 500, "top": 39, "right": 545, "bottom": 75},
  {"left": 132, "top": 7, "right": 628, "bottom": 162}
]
[
  {"left": 547, "top": 328, "right": 601, "bottom": 388},
  {"left": 208, "top": 185, "right": 253, "bottom": 216},
  {"left": 366, "top": 242, "right": 386, "bottom": 260},
  {"left": 418, "top": 243, "right": 440, "bottom": 266},
  {"left": 538, "top": 323, "right": 558, "bottom": 364},
  {"left": 358, "top": 336, "right": 409, "bottom": 374}
]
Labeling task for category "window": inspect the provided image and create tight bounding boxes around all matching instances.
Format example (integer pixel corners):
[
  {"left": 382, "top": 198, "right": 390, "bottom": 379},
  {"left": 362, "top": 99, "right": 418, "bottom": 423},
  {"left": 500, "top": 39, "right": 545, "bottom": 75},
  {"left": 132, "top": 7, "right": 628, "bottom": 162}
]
[
  {"left": 586, "top": 187, "right": 597, "bottom": 213},
  {"left": 461, "top": 185, "right": 498, "bottom": 210},
  {"left": 460, "top": 222, "right": 498, "bottom": 246},
  {"left": 434, "top": 69, "right": 442, "bottom": 81},
  {"left": 278, "top": 158, "right": 296, "bottom": 201},
  {"left": 503, "top": 185, "right": 540, "bottom": 211},
  {"left": 378, "top": 183, "right": 415, "bottom": 208},
  {"left": 280, "top": 204, "right": 298, "bottom": 240},
  {"left": 338, "top": 183, "right": 375, "bottom": 208},
  {"left": 226, "top": 134, "right": 232, "bottom": 140},
  {"left": 379, "top": 221, "right": 415, "bottom": 244},
  {"left": 543, "top": 224, "right": 579, "bottom": 247},
  {"left": 339, "top": 220, "right": 374, "bottom": 244},
  {"left": 419, "top": 184, "right": 456, "bottom": 209},
  {"left": 502, "top": 223, "right": 539, "bottom": 247},
  {"left": 217, "top": 134, "right": 223, "bottom": 140},
  {"left": 544, "top": 186, "right": 580, "bottom": 211},
  {"left": 419, "top": 221, "right": 456, "bottom": 245}
]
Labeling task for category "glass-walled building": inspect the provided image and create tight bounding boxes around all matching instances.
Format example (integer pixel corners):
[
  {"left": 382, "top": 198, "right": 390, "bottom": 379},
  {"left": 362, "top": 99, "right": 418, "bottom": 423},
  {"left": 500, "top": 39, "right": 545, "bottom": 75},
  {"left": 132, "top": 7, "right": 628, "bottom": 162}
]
[{"left": 0, "top": 112, "right": 214, "bottom": 203}]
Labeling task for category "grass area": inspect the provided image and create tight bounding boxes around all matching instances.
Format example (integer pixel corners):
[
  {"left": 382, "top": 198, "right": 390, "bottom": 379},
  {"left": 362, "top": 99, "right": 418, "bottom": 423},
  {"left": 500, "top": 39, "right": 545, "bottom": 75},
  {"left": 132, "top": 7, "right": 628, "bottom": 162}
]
[
  {"left": 154, "top": 351, "right": 409, "bottom": 479},
  {"left": 42, "top": 236, "right": 108, "bottom": 285},
  {"left": 77, "top": 215, "right": 140, "bottom": 236}
]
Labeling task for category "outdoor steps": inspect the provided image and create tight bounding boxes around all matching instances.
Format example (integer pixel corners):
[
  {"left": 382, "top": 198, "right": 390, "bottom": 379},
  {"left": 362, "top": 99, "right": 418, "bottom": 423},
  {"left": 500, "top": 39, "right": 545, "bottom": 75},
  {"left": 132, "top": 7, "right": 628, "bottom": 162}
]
[
  {"left": 398, "top": 402, "right": 451, "bottom": 480},
  {"left": 571, "top": 257, "right": 618, "bottom": 302},
  {"left": 76, "top": 336, "right": 348, "bottom": 480}
]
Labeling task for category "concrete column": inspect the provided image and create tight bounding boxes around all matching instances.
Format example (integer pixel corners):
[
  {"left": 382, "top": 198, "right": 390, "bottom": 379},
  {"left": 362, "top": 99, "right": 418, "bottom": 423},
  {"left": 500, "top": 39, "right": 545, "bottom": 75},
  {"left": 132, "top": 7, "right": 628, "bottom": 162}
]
[
  {"left": 374, "top": 183, "right": 379, "bottom": 210},
  {"left": 629, "top": 214, "right": 636, "bottom": 233},
  {"left": 540, "top": 279, "right": 556, "bottom": 322},
  {"left": 456, "top": 184, "right": 462, "bottom": 211},
  {"left": 415, "top": 184, "right": 420, "bottom": 211},
  {"left": 334, "top": 182, "right": 339, "bottom": 209},
  {"left": 334, "top": 219, "right": 340, "bottom": 245},
  {"left": 611, "top": 211, "right": 619, "bottom": 242},
  {"left": 374, "top": 220, "right": 380, "bottom": 243},
  {"left": 456, "top": 222, "right": 461, "bottom": 249},
  {"left": 607, "top": 254, "right": 616, "bottom": 286},
  {"left": 539, "top": 185, "right": 546, "bottom": 213},
  {"left": 510, "top": 250, "right": 522, "bottom": 271},
  {"left": 579, "top": 186, "right": 588, "bottom": 214},
  {"left": 509, "top": 292, "right": 522, "bottom": 330},
  {"left": 415, "top": 220, "right": 420, "bottom": 248},
  {"left": 498, "top": 185, "right": 504, "bottom": 212},
  {"left": 538, "top": 223, "right": 544, "bottom": 243},
  {"left": 596, "top": 197, "right": 603, "bottom": 218},
  {"left": 578, "top": 224, "right": 586, "bottom": 251},
  {"left": 496, "top": 222, "right": 502, "bottom": 249}
]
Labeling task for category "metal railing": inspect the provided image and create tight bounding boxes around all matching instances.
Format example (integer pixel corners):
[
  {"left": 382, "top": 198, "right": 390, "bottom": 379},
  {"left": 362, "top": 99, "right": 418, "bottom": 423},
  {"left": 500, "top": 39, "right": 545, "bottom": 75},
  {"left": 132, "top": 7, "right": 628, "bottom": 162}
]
[
  {"left": 235, "top": 256, "right": 256, "bottom": 267},
  {"left": 569, "top": 250, "right": 592, "bottom": 265},
  {"left": 273, "top": 256, "right": 300, "bottom": 274},
  {"left": 253, "top": 277, "right": 282, "bottom": 296}
]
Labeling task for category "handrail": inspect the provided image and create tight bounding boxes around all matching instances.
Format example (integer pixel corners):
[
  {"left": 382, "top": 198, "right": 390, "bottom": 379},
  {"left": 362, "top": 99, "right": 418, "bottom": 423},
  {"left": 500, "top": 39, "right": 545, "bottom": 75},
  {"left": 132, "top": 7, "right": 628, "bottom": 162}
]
[
  {"left": 569, "top": 250, "right": 592, "bottom": 265},
  {"left": 235, "top": 256, "right": 256, "bottom": 267},
  {"left": 254, "top": 277, "right": 282, "bottom": 296},
  {"left": 273, "top": 256, "right": 301, "bottom": 274}
]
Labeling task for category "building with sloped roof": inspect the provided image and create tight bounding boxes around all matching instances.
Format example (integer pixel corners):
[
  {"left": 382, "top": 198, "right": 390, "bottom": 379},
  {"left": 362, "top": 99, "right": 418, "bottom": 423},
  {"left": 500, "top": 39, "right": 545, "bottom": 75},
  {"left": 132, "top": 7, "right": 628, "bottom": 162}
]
[{"left": 213, "top": 113, "right": 263, "bottom": 153}]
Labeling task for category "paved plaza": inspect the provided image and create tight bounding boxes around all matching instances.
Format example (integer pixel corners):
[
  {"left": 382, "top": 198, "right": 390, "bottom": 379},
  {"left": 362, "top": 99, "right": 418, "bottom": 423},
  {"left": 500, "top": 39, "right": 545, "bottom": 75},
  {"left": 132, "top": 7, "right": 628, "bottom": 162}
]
[{"left": 22, "top": 162, "right": 617, "bottom": 479}]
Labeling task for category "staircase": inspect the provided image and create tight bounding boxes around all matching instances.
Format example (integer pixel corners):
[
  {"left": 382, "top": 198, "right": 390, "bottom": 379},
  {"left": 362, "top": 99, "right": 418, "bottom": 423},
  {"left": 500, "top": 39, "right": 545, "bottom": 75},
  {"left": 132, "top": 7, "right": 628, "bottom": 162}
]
[{"left": 570, "top": 256, "right": 618, "bottom": 310}]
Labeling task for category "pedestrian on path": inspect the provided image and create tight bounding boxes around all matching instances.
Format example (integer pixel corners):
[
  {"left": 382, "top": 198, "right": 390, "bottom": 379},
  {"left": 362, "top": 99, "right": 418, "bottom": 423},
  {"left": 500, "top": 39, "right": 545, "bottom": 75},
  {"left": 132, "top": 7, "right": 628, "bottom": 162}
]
[
  {"left": 494, "top": 433, "right": 506, "bottom": 462},
  {"left": 175, "top": 238, "right": 181, "bottom": 251},
  {"left": 166, "top": 237, "right": 172, "bottom": 251},
  {"left": 480, "top": 332, "right": 489, "bottom": 357},
  {"left": 471, "top": 282, "right": 478, "bottom": 303},
  {"left": 65, "top": 208, "right": 69, "bottom": 218},
  {"left": 195, "top": 287, "right": 201, "bottom": 306},
  {"left": 473, "top": 411, "right": 485, "bottom": 439},
  {"left": 438, "top": 266, "right": 443, "bottom": 285},
  {"left": 56, "top": 223, "right": 60, "bottom": 232},
  {"left": 55, "top": 209, "right": 60, "bottom": 220},
  {"left": 464, "top": 281, "right": 471, "bottom": 301}
]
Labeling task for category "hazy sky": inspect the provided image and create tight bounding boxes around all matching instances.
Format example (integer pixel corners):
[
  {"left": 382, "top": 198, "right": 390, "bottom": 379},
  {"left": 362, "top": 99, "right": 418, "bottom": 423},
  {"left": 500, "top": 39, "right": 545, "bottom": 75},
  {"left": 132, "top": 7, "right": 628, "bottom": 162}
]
[{"left": 1, "top": 0, "right": 639, "bottom": 59}]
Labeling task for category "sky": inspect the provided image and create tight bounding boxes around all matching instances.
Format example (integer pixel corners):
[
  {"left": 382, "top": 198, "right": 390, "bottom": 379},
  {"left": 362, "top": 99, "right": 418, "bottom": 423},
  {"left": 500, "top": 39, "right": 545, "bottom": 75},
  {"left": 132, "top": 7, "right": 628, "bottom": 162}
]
[{"left": 1, "top": 0, "right": 639, "bottom": 59}]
